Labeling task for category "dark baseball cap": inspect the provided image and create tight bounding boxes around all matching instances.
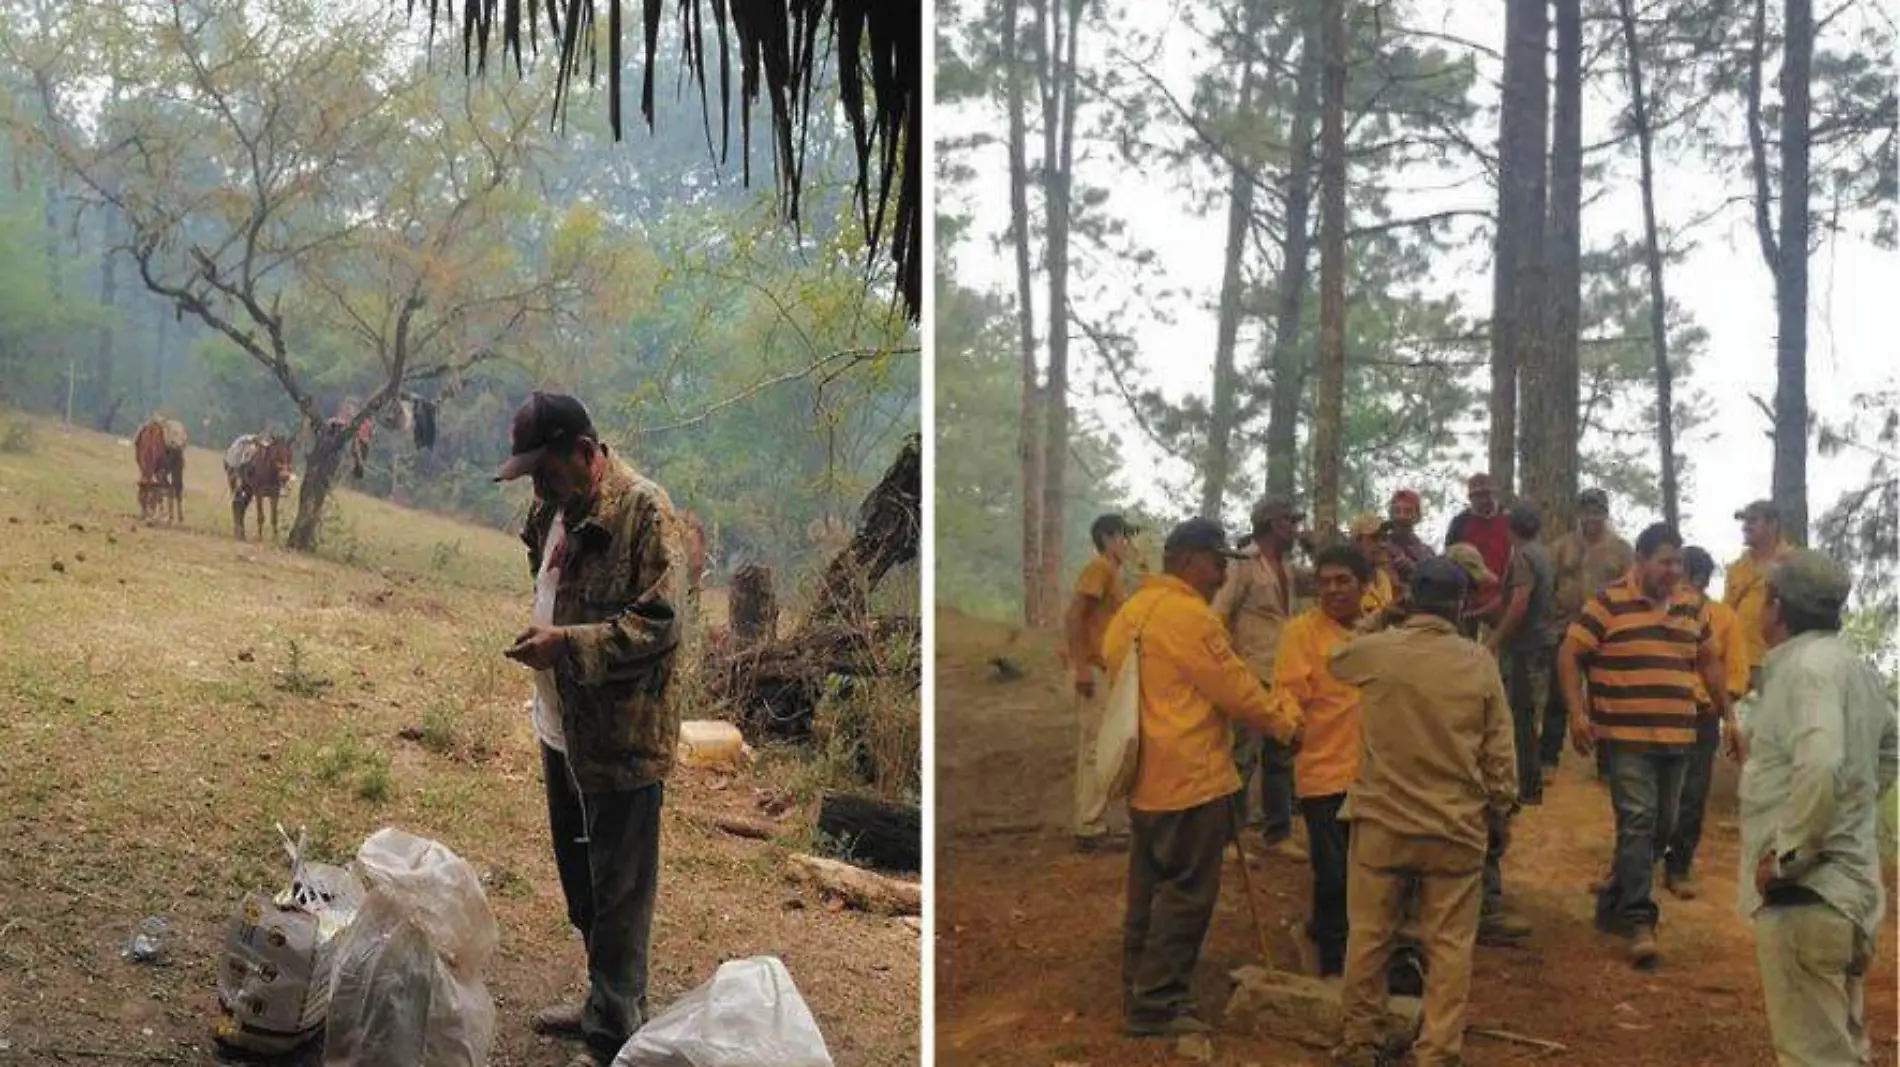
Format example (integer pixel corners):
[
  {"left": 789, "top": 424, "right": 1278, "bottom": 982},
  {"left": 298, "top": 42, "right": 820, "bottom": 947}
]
[
  {"left": 1411, "top": 556, "right": 1472, "bottom": 607},
  {"left": 494, "top": 392, "right": 596, "bottom": 482},
  {"left": 1164, "top": 517, "right": 1248, "bottom": 559},
  {"left": 1577, "top": 488, "right": 1610, "bottom": 511},
  {"left": 1735, "top": 499, "right": 1780, "bottom": 522},
  {"left": 1249, "top": 498, "right": 1303, "bottom": 530}
]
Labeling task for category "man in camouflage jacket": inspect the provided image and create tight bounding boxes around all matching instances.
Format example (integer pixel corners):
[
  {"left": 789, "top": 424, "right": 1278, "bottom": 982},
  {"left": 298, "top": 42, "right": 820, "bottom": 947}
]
[{"left": 498, "top": 392, "right": 683, "bottom": 1067}]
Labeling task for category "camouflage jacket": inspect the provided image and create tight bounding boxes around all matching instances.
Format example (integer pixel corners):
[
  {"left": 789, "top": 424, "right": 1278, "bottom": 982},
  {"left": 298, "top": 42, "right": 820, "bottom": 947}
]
[{"left": 522, "top": 453, "right": 683, "bottom": 793}]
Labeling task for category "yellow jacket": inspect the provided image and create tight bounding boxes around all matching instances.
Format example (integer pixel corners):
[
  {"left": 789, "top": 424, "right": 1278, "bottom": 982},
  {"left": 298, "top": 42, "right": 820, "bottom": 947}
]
[
  {"left": 1724, "top": 542, "right": 1792, "bottom": 676},
  {"left": 1697, "top": 598, "right": 1751, "bottom": 704},
  {"left": 1105, "top": 574, "right": 1298, "bottom": 813},
  {"left": 1272, "top": 608, "right": 1363, "bottom": 799},
  {"left": 1360, "top": 569, "right": 1396, "bottom": 618}
]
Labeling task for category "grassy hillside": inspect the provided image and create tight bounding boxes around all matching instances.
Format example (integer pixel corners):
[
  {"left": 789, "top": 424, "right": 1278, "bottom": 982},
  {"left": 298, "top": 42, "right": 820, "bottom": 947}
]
[{"left": 0, "top": 412, "right": 918, "bottom": 1066}]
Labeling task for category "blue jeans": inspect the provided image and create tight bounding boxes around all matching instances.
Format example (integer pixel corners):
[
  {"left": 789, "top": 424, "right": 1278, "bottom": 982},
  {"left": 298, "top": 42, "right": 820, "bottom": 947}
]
[
  {"left": 1665, "top": 715, "right": 1721, "bottom": 877},
  {"left": 1597, "top": 745, "right": 1688, "bottom": 933},
  {"left": 1235, "top": 726, "right": 1296, "bottom": 842}
]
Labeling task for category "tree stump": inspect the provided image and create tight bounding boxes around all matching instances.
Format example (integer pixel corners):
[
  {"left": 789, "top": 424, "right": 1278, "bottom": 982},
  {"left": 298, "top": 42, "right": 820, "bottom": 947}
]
[
  {"left": 730, "top": 563, "right": 779, "bottom": 647},
  {"left": 818, "top": 792, "right": 921, "bottom": 872}
]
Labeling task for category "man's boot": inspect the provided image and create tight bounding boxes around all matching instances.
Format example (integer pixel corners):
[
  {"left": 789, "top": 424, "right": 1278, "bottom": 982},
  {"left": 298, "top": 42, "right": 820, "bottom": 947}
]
[
  {"left": 1664, "top": 868, "right": 1699, "bottom": 900},
  {"left": 532, "top": 999, "right": 586, "bottom": 1037},
  {"left": 1477, "top": 909, "right": 1532, "bottom": 946},
  {"left": 1629, "top": 925, "right": 1661, "bottom": 969}
]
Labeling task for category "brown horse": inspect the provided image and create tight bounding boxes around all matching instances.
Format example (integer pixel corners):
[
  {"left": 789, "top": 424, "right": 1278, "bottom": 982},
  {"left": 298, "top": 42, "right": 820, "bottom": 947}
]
[
  {"left": 224, "top": 434, "right": 295, "bottom": 541},
  {"left": 133, "top": 417, "right": 186, "bottom": 523}
]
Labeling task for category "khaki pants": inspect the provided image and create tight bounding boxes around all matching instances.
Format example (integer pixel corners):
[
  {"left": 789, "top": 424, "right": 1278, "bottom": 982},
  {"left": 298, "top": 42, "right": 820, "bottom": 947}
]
[
  {"left": 1339, "top": 821, "right": 1485, "bottom": 1067},
  {"left": 1073, "top": 666, "right": 1129, "bottom": 837},
  {"left": 1756, "top": 903, "right": 1874, "bottom": 1066}
]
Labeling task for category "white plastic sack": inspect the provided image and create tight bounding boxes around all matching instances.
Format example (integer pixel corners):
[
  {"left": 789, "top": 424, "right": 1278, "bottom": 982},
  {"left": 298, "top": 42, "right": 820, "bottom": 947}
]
[
  {"left": 1082, "top": 641, "right": 1143, "bottom": 824},
  {"left": 321, "top": 828, "right": 499, "bottom": 1067},
  {"left": 611, "top": 956, "right": 833, "bottom": 1067}
]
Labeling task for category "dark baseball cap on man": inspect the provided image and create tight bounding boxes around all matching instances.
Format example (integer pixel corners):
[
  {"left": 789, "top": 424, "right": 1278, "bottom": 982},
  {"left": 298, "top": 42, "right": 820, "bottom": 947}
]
[
  {"left": 1578, "top": 488, "right": 1610, "bottom": 511},
  {"left": 1411, "top": 556, "right": 1472, "bottom": 607},
  {"left": 1164, "top": 517, "right": 1248, "bottom": 559},
  {"left": 1735, "top": 499, "right": 1781, "bottom": 522},
  {"left": 494, "top": 392, "right": 596, "bottom": 481},
  {"left": 1249, "top": 498, "right": 1303, "bottom": 530}
]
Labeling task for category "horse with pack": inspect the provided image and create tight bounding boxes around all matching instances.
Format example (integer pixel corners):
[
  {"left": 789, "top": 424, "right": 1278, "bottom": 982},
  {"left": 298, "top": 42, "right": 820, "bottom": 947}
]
[
  {"left": 133, "top": 416, "right": 188, "bottom": 524},
  {"left": 224, "top": 433, "right": 296, "bottom": 541}
]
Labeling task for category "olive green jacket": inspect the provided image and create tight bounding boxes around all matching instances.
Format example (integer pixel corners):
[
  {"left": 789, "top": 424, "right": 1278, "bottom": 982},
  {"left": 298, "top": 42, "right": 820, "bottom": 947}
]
[{"left": 523, "top": 453, "right": 683, "bottom": 793}]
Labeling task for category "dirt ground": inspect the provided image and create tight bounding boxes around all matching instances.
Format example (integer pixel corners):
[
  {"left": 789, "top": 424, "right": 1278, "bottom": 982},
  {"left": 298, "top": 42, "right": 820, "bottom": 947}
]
[
  {"left": 0, "top": 417, "right": 917, "bottom": 1066},
  {"left": 935, "top": 608, "right": 1898, "bottom": 1067}
]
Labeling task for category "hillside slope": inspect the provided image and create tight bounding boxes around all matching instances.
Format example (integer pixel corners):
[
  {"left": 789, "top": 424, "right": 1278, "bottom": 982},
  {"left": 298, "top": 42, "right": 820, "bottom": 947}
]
[{"left": 0, "top": 415, "right": 917, "bottom": 1066}]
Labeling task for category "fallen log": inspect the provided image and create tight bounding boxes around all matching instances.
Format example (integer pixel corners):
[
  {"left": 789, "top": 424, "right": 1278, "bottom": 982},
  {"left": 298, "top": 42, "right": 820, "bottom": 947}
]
[
  {"left": 706, "top": 616, "right": 920, "bottom": 737},
  {"left": 818, "top": 792, "right": 921, "bottom": 872},
  {"left": 713, "top": 816, "right": 777, "bottom": 841},
  {"left": 807, "top": 434, "right": 920, "bottom": 624},
  {"left": 786, "top": 853, "right": 921, "bottom": 916}
]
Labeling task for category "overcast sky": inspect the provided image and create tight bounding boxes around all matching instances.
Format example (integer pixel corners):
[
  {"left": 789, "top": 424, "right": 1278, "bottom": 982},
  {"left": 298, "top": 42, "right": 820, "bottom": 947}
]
[{"left": 936, "top": 2, "right": 1895, "bottom": 598}]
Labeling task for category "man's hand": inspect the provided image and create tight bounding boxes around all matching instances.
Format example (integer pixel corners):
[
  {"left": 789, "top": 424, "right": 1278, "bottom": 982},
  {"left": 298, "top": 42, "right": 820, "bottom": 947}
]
[
  {"left": 1754, "top": 849, "right": 1778, "bottom": 897},
  {"left": 1073, "top": 669, "right": 1096, "bottom": 700},
  {"left": 1570, "top": 714, "right": 1595, "bottom": 758},
  {"left": 1723, "top": 716, "right": 1749, "bottom": 763},
  {"left": 505, "top": 625, "right": 569, "bottom": 671}
]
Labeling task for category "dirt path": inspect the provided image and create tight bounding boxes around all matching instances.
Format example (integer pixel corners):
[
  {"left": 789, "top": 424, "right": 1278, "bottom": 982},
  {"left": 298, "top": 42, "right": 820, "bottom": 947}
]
[{"left": 935, "top": 608, "right": 1897, "bottom": 1067}]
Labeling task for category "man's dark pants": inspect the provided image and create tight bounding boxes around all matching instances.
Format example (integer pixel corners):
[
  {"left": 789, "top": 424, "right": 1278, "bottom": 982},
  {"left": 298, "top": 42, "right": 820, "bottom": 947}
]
[
  {"left": 544, "top": 745, "right": 663, "bottom": 1062},
  {"left": 1665, "top": 713, "right": 1721, "bottom": 878},
  {"left": 1260, "top": 739, "right": 1297, "bottom": 843},
  {"left": 1124, "top": 794, "right": 1231, "bottom": 1026},
  {"left": 1597, "top": 743, "right": 1688, "bottom": 934},
  {"left": 1504, "top": 645, "right": 1552, "bottom": 803},
  {"left": 1300, "top": 793, "right": 1350, "bottom": 975}
]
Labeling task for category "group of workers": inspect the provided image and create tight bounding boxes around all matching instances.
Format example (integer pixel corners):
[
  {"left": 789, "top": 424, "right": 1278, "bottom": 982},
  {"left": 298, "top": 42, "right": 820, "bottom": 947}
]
[{"left": 1064, "top": 474, "right": 1895, "bottom": 1067}]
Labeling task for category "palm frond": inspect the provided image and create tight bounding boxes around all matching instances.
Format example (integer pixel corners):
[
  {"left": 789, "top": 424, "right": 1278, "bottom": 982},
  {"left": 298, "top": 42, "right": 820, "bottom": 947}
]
[{"left": 406, "top": 0, "right": 921, "bottom": 320}]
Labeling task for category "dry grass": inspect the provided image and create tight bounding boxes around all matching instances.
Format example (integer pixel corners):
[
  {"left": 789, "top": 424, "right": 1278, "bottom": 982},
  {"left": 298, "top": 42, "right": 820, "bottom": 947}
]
[{"left": 0, "top": 412, "right": 918, "bottom": 1066}]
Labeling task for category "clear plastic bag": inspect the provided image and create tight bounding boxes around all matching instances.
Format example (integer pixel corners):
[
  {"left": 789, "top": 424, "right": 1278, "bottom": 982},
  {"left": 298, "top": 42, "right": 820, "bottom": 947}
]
[
  {"left": 321, "top": 828, "right": 499, "bottom": 1067},
  {"left": 611, "top": 956, "right": 833, "bottom": 1067}
]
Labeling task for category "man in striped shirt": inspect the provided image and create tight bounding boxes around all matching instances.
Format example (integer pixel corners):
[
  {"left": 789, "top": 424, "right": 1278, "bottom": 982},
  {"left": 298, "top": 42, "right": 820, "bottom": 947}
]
[{"left": 1557, "top": 523, "right": 1740, "bottom": 969}]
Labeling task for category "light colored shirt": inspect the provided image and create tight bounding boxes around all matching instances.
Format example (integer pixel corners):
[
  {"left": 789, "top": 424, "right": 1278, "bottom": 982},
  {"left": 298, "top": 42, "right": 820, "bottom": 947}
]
[
  {"left": 1737, "top": 630, "right": 1898, "bottom": 938},
  {"left": 1103, "top": 574, "right": 1298, "bottom": 813},
  {"left": 1328, "top": 615, "right": 1517, "bottom": 855},
  {"left": 531, "top": 511, "right": 569, "bottom": 752},
  {"left": 1211, "top": 544, "right": 1294, "bottom": 681}
]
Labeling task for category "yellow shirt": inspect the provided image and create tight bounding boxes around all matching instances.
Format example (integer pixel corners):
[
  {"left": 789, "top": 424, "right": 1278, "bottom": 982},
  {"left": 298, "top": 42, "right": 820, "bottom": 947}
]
[
  {"left": 1071, "top": 554, "right": 1125, "bottom": 669},
  {"left": 1272, "top": 608, "right": 1363, "bottom": 799},
  {"left": 1724, "top": 542, "right": 1792, "bottom": 676},
  {"left": 1360, "top": 569, "right": 1396, "bottom": 618},
  {"left": 1696, "top": 599, "right": 1750, "bottom": 704},
  {"left": 1104, "top": 574, "right": 1298, "bottom": 813}
]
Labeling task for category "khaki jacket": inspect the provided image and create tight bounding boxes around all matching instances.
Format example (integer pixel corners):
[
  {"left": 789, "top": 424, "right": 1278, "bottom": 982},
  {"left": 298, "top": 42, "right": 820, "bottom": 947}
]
[
  {"left": 1211, "top": 544, "right": 1294, "bottom": 681},
  {"left": 523, "top": 454, "right": 684, "bottom": 793},
  {"left": 1329, "top": 615, "right": 1517, "bottom": 854}
]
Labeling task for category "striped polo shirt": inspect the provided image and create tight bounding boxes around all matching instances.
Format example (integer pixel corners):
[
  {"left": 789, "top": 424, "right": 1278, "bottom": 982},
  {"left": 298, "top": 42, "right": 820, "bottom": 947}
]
[{"left": 1563, "top": 575, "right": 1710, "bottom": 752}]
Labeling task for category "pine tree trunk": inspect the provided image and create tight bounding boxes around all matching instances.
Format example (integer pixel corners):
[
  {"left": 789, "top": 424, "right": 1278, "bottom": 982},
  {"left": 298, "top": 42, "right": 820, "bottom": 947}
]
[
  {"left": 1036, "top": 0, "right": 1083, "bottom": 621},
  {"left": 1312, "top": 0, "right": 1348, "bottom": 537},
  {"left": 287, "top": 424, "right": 350, "bottom": 552},
  {"left": 1201, "top": 0, "right": 1269, "bottom": 521},
  {"left": 1490, "top": 0, "right": 1549, "bottom": 498},
  {"left": 1542, "top": 0, "right": 1583, "bottom": 537},
  {"left": 1264, "top": 1, "right": 1322, "bottom": 503},
  {"left": 1774, "top": 0, "right": 1813, "bottom": 543},
  {"left": 1617, "top": 0, "right": 1680, "bottom": 529},
  {"left": 90, "top": 205, "right": 119, "bottom": 432},
  {"left": 1004, "top": 0, "right": 1043, "bottom": 625}
]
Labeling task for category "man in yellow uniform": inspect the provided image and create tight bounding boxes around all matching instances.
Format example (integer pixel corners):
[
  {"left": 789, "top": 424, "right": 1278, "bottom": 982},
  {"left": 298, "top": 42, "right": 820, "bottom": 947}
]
[
  {"left": 1724, "top": 499, "right": 1795, "bottom": 692},
  {"left": 1066, "top": 513, "right": 1136, "bottom": 848},
  {"left": 1662, "top": 547, "right": 1750, "bottom": 899},
  {"left": 1349, "top": 513, "right": 1397, "bottom": 617},
  {"left": 1273, "top": 545, "right": 1371, "bottom": 976},
  {"left": 1329, "top": 557, "right": 1519, "bottom": 1067},
  {"left": 1104, "top": 518, "right": 1300, "bottom": 1038}
]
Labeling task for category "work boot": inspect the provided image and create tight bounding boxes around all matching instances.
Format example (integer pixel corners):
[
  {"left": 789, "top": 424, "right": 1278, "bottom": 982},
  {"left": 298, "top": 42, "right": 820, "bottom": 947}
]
[
  {"left": 1665, "top": 869, "right": 1699, "bottom": 900},
  {"left": 532, "top": 999, "right": 586, "bottom": 1037},
  {"left": 1477, "top": 910, "right": 1532, "bottom": 946},
  {"left": 564, "top": 1053, "right": 604, "bottom": 1067},
  {"left": 1630, "top": 925, "right": 1661, "bottom": 969},
  {"left": 1124, "top": 1013, "right": 1215, "bottom": 1038}
]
